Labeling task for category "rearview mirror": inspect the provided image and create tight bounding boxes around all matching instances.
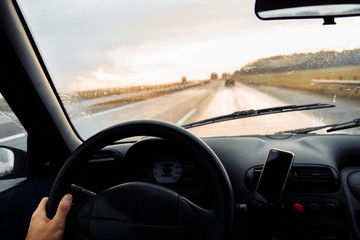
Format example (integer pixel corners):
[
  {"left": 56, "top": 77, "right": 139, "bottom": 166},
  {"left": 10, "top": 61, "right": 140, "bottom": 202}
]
[{"left": 255, "top": 0, "right": 360, "bottom": 23}]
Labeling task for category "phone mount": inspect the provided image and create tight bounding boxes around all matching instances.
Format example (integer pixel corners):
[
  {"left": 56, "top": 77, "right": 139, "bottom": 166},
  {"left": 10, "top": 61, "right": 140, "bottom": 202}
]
[
  {"left": 246, "top": 192, "right": 286, "bottom": 214},
  {"left": 253, "top": 192, "right": 269, "bottom": 204}
]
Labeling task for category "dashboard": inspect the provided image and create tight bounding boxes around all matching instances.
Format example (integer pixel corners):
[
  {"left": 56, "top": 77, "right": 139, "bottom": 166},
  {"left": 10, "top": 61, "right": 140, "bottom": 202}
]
[
  {"left": 74, "top": 134, "right": 360, "bottom": 240},
  {"left": 75, "top": 138, "right": 217, "bottom": 209}
]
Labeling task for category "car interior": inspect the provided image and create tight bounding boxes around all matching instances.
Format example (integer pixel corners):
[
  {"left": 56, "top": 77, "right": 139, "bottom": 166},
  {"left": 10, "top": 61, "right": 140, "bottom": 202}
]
[{"left": 2, "top": 0, "right": 360, "bottom": 239}]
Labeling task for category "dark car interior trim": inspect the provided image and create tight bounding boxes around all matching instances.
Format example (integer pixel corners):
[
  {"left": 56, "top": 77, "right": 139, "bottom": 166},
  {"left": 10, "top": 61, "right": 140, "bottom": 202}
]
[
  {"left": 1, "top": 0, "right": 360, "bottom": 239},
  {"left": 0, "top": 0, "right": 80, "bottom": 177}
]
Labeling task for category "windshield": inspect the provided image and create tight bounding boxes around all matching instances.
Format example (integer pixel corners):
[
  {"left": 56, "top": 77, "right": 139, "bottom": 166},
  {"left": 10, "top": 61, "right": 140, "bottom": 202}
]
[{"left": 17, "top": 0, "right": 360, "bottom": 139}]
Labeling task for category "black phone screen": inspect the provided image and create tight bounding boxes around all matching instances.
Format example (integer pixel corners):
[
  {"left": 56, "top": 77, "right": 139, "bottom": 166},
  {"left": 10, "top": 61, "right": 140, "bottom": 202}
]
[{"left": 255, "top": 148, "right": 295, "bottom": 205}]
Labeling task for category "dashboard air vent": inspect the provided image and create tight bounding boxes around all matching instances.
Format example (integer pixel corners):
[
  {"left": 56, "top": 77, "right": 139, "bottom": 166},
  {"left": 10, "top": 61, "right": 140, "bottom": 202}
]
[
  {"left": 286, "top": 166, "right": 340, "bottom": 193},
  {"left": 245, "top": 165, "right": 340, "bottom": 193}
]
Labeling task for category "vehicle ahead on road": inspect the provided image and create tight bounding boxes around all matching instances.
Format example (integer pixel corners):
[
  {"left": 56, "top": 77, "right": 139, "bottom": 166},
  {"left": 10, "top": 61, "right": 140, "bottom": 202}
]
[
  {"left": 225, "top": 78, "right": 235, "bottom": 87},
  {"left": 2, "top": 0, "right": 360, "bottom": 239}
]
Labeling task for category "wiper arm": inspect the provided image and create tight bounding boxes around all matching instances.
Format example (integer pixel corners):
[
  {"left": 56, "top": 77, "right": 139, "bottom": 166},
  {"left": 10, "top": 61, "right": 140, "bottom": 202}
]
[
  {"left": 327, "top": 118, "right": 360, "bottom": 133},
  {"left": 277, "top": 123, "right": 337, "bottom": 134},
  {"left": 182, "top": 103, "right": 335, "bottom": 129},
  {"left": 278, "top": 118, "right": 360, "bottom": 134}
]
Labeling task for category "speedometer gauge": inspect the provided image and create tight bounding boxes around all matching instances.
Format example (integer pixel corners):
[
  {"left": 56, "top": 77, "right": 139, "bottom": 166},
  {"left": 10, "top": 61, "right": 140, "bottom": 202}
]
[{"left": 153, "top": 156, "right": 182, "bottom": 183}]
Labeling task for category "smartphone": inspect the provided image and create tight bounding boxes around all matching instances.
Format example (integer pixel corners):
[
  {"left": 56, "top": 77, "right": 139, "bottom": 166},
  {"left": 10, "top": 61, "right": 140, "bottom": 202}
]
[{"left": 255, "top": 148, "right": 295, "bottom": 205}]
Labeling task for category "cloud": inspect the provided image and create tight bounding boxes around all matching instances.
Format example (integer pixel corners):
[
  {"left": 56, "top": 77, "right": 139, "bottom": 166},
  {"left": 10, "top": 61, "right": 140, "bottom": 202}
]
[{"left": 18, "top": 0, "right": 360, "bottom": 92}]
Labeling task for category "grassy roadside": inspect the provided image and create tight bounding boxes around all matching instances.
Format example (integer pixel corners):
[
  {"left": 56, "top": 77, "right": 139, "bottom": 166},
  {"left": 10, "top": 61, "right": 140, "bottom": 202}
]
[
  {"left": 0, "top": 99, "right": 11, "bottom": 112},
  {"left": 235, "top": 66, "right": 360, "bottom": 99},
  {"left": 90, "top": 80, "right": 210, "bottom": 111},
  {"left": 67, "top": 80, "right": 211, "bottom": 112},
  {"left": 73, "top": 81, "right": 209, "bottom": 100}
]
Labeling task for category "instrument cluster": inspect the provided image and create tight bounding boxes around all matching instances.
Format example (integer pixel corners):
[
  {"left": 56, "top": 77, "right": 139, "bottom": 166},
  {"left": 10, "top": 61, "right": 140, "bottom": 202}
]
[{"left": 125, "top": 140, "right": 199, "bottom": 186}]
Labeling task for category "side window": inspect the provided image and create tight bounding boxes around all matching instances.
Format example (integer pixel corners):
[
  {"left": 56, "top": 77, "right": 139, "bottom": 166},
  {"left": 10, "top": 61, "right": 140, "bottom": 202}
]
[
  {"left": 0, "top": 94, "right": 27, "bottom": 150},
  {"left": 0, "top": 94, "right": 27, "bottom": 192}
]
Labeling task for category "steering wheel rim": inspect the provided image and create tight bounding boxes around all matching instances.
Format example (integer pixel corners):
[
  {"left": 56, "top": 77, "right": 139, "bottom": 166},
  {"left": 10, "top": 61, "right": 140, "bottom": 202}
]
[{"left": 47, "top": 119, "right": 234, "bottom": 239}]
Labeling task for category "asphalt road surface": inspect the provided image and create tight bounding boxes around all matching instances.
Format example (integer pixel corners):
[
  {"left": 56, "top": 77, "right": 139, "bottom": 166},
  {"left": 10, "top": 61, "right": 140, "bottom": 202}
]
[{"left": 2, "top": 80, "right": 360, "bottom": 149}]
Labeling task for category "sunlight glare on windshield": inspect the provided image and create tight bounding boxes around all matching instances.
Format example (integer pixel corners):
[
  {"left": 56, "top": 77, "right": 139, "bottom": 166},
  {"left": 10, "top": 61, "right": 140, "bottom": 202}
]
[{"left": 16, "top": 0, "right": 360, "bottom": 138}]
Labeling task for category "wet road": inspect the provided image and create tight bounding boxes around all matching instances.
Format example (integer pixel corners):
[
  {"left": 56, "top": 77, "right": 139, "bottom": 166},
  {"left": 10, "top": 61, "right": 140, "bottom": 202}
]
[
  {"left": 2, "top": 80, "right": 360, "bottom": 148},
  {"left": 0, "top": 113, "right": 27, "bottom": 150},
  {"left": 74, "top": 80, "right": 360, "bottom": 139}
]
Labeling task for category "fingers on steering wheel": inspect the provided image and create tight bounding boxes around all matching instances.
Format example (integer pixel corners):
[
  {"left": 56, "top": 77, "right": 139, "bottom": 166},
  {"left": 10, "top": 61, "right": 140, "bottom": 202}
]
[{"left": 54, "top": 194, "right": 72, "bottom": 222}]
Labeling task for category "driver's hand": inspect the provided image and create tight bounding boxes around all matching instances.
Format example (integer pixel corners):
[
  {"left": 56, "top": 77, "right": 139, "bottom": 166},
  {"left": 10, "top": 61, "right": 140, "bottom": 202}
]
[{"left": 26, "top": 194, "right": 72, "bottom": 240}]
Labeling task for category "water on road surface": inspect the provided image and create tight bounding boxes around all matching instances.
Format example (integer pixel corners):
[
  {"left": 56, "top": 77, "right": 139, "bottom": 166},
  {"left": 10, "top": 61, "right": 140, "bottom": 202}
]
[
  {"left": 71, "top": 80, "right": 360, "bottom": 139},
  {"left": 2, "top": 80, "right": 360, "bottom": 148}
]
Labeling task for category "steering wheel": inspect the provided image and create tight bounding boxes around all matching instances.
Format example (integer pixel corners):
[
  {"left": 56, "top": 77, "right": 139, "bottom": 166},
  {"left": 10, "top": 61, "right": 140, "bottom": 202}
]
[{"left": 47, "top": 119, "right": 234, "bottom": 240}]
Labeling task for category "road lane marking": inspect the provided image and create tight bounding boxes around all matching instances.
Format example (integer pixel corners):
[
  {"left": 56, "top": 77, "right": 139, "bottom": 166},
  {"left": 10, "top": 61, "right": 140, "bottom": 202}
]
[
  {"left": 91, "top": 101, "right": 145, "bottom": 117},
  {"left": 294, "top": 112, "right": 325, "bottom": 126},
  {"left": 177, "top": 109, "right": 196, "bottom": 125},
  {"left": 0, "top": 133, "right": 26, "bottom": 143}
]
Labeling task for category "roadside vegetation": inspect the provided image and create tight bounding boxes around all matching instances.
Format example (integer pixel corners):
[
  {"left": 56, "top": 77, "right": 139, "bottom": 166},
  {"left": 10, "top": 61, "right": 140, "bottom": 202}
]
[
  {"left": 65, "top": 80, "right": 210, "bottom": 112},
  {"left": 74, "top": 81, "right": 203, "bottom": 100},
  {"left": 233, "top": 49, "right": 360, "bottom": 99},
  {"left": 0, "top": 98, "right": 11, "bottom": 112}
]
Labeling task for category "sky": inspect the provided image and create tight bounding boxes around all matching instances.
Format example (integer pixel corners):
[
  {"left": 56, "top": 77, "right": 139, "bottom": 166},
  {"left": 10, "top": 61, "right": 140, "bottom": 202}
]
[{"left": 18, "top": 0, "right": 360, "bottom": 92}]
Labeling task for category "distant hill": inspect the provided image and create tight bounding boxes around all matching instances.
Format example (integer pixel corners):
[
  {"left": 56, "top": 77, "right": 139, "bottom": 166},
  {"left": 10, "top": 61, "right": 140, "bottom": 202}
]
[{"left": 235, "top": 49, "right": 360, "bottom": 75}]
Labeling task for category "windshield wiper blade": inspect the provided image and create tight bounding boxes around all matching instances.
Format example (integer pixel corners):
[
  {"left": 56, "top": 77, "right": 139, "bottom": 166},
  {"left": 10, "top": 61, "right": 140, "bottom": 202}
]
[
  {"left": 327, "top": 118, "right": 360, "bottom": 133},
  {"left": 278, "top": 118, "right": 360, "bottom": 134},
  {"left": 182, "top": 103, "right": 335, "bottom": 129},
  {"left": 277, "top": 123, "right": 337, "bottom": 134}
]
